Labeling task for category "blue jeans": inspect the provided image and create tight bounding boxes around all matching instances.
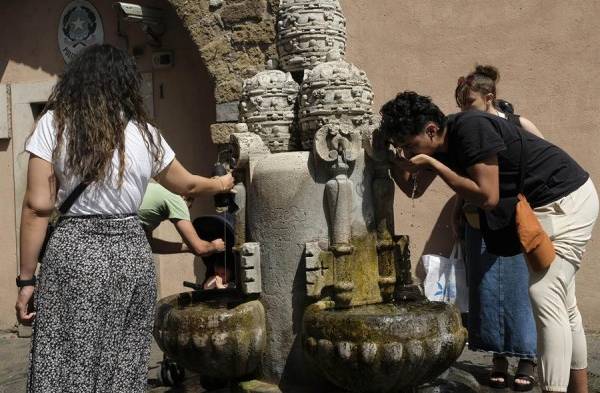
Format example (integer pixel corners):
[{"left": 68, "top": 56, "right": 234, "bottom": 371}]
[{"left": 464, "top": 224, "right": 537, "bottom": 358}]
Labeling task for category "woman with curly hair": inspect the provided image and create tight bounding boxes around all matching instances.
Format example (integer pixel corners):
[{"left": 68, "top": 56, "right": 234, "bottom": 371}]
[
  {"left": 380, "top": 91, "right": 596, "bottom": 393},
  {"left": 453, "top": 65, "right": 542, "bottom": 391},
  {"left": 14, "top": 44, "right": 233, "bottom": 392}
]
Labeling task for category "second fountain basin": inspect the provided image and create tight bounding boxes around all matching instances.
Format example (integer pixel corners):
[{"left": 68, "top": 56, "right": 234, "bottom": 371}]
[{"left": 302, "top": 299, "right": 467, "bottom": 392}]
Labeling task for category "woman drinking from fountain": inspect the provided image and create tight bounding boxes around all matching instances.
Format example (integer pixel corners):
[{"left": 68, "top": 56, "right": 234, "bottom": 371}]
[{"left": 380, "top": 91, "right": 597, "bottom": 393}]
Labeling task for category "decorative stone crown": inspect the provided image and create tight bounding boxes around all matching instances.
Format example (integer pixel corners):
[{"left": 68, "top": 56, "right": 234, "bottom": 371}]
[
  {"left": 239, "top": 69, "right": 299, "bottom": 152},
  {"left": 277, "top": 0, "right": 347, "bottom": 72},
  {"left": 298, "top": 53, "right": 374, "bottom": 150}
]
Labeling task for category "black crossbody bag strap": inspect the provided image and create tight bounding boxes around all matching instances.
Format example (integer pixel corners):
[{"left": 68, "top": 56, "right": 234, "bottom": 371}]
[
  {"left": 58, "top": 182, "right": 89, "bottom": 215},
  {"left": 517, "top": 130, "right": 528, "bottom": 195},
  {"left": 39, "top": 181, "right": 89, "bottom": 262}
]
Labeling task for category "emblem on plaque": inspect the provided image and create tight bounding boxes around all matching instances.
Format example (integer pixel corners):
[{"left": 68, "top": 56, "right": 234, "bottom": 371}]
[{"left": 58, "top": 0, "right": 104, "bottom": 63}]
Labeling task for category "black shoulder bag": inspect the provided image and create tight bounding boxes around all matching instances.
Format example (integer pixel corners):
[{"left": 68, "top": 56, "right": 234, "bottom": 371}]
[
  {"left": 478, "top": 132, "right": 527, "bottom": 257},
  {"left": 38, "top": 182, "right": 88, "bottom": 262}
]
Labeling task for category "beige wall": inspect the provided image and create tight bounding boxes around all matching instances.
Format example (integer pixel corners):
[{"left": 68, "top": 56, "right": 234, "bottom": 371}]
[
  {"left": 343, "top": 0, "right": 600, "bottom": 331},
  {"left": 0, "top": 0, "right": 215, "bottom": 329}
]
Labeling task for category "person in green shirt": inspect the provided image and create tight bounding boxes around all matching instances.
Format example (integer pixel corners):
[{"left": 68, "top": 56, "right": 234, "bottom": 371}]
[{"left": 139, "top": 182, "right": 225, "bottom": 256}]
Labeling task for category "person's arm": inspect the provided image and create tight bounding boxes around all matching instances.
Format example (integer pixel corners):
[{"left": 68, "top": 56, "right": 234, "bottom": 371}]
[
  {"left": 173, "top": 219, "right": 225, "bottom": 257},
  {"left": 410, "top": 154, "right": 499, "bottom": 210},
  {"left": 519, "top": 116, "right": 544, "bottom": 139},
  {"left": 16, "top": 156, "right": 57, "bottom": 324},
  {"left": 148, "top": 236, "right": 189, "bottom": 254},
  {"left": 155, "top": 159, "right": 234, "bottom": 197}
]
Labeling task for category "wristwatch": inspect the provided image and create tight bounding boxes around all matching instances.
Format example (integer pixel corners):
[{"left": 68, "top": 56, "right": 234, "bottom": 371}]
[{"left": 16, "top": 275, "right": 36, "bottom": 288}]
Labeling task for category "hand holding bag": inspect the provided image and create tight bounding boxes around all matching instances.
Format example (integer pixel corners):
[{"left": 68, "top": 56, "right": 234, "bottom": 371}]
[{"left": 38, "top": 182, "right": 88, "bottom": 262}]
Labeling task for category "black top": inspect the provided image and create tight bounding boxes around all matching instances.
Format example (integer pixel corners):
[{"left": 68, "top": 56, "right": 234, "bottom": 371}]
[
  {"left": 505, "top": 113, "right": 521, "bottom": 127},
  {"left": 435, "top": 111, "right": 588, "bottom": 208}
]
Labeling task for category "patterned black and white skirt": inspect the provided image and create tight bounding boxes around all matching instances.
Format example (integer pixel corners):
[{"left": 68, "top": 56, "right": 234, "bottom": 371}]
[{"left": 27, "top": 215, "right": 156, "bottom": 393}]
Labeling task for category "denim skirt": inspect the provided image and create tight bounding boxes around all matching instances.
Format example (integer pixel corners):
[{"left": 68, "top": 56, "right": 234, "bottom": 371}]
[{"left": 464, "top": 224, "right": 537, "bottom": 358}]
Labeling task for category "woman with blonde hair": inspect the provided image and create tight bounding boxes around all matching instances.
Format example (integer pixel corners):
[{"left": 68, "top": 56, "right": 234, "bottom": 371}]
[{"left": 15, "top": 44, "right": 233, "bottom": 392}]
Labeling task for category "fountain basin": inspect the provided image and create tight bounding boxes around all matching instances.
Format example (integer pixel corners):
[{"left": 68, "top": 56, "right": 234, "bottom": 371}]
[
  {"left": 302, "top": 300, "right": 467, "bottom": 392},
  {"left": 154, "top": 292, "right": 266, "bottom": 379}
]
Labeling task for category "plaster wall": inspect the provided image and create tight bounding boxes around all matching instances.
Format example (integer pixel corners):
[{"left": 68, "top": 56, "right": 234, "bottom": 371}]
[
  {"left": 0, "top": 0, "right": 216, "bottom": 329},
  {"left": 342, "top": 0, "right": 600, "bottom": 331}
]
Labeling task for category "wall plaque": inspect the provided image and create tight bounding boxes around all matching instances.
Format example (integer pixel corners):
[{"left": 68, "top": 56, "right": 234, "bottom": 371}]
[{"left": 58, "top": 0, "right": 104, "bottom": 63}]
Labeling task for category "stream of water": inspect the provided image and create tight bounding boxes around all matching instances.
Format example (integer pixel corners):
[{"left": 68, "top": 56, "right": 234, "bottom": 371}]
[{"left": 410, "top": 173, "right": 418, "bottom": 228}]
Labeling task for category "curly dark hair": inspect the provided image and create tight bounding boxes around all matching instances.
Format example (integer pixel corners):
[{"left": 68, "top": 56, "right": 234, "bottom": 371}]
[
  {"left": 379, "top": 91, "right": 446, "bottom": 143},
  {"left": 41, "top": 44, "right": 164, "bottom": 186}
]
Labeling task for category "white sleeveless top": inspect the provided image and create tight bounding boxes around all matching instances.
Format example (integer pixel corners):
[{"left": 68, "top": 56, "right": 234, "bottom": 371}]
[{"left": 26, "top": 111, "right": 175, "bottom": 215}]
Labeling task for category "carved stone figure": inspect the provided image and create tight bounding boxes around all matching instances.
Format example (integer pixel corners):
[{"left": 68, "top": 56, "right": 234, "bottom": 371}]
[
  {"left": 277, "top": 0, "right": 347, "bottom": 72},
  {"left": 299, "top": 52, "right": 374, "bottom": 150},
  {"left": 239, "top": 68, "right": 299, "bottom": 152}
]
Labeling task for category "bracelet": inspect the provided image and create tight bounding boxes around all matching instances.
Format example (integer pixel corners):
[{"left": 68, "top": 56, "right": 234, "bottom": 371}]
[{"left": 16, "top": 275, "right": 36, "bottom": 288}]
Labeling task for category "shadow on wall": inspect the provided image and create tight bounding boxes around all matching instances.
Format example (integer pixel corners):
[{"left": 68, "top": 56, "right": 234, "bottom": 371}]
[
  {"left": 415, "top": 195, "right": 457, "bottom": 283},
  {"left": 0, "top": 2, "right": 66, "bottom": 81}
]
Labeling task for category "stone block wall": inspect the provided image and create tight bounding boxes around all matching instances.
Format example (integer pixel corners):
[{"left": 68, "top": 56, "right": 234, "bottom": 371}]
[{"left": 166, "top": 0, "right": 279, "bottom": 148}]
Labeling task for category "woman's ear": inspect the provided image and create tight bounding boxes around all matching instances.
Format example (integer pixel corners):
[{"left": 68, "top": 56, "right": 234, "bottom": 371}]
[
  {"left": 425, "top": 123, "right": 439, "bottom": 139},
  {"left": 485, "top": 93, "right": 495, "bottom": 109}
]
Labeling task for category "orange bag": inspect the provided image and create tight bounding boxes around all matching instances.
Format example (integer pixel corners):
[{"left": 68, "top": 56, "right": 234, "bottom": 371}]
[{"left": 516, "top": 193, "right": 555, "bottom": 271}]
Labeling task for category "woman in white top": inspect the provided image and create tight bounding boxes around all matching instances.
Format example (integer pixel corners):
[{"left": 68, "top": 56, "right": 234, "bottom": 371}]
[{"left": 14, "top": 44, "right": 233, "bottom": 393}]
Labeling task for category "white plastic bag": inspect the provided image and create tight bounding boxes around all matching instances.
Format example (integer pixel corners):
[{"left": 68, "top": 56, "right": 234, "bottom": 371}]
[{"left": 422, "top": 243, "right": 469, "bottom": 313}]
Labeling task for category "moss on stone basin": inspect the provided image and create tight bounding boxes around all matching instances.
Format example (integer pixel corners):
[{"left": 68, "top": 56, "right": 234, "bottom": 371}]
[
  {"left": 302, "top": 300, "right": 467, "bottom": 392},
  {"left": 153, "top": 292, "right": 266, "bottom": 378}
]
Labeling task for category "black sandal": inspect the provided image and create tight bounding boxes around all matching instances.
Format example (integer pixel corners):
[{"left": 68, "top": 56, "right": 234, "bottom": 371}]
[
  {"left": 489, "top": 355, "right": 509, "bottom": 389},
  {"left": 513, "top": 359, "right": 536, "bottom": 392}
]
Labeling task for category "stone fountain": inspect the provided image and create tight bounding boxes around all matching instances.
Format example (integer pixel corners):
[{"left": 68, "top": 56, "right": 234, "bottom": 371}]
[{"left": 153, "top": 1, "right": 466, "bottom": 392}]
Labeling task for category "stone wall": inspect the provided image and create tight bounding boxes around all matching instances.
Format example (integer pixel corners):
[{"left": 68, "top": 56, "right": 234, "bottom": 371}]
[{"left": 166, "top": 0, "right": 279, "bottom": 146}]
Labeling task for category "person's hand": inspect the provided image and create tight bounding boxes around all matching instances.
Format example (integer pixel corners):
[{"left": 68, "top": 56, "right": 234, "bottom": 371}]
[
  {"left": 409, "top": 154, "right": 434, "bottom": 168},
  {"left": 211, "top": 239, "right": 225, "bottom": 253},
  {"left": 15, "top": 286, "right": 36, "bottom": 325},
  {"left": 217, "top": 173, "right": 234, "bottom": 192},
  {"left": 203, "top": 265, "right": 231, "bottom": 290},
  {"left": 203, "top": 275, "right": 228, "bottom": 289},
  {"left": 390, "top": 148, "right": 418, "bottom": 172},
  {"left": 214, "top": 265, "right": 231, "bottom": 285}
]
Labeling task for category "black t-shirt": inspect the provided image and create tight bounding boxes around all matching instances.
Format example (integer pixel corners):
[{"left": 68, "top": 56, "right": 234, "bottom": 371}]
[
  {"left": 435, "top": 111, "right": 588, "bottom": 207},
  {"left": 506, "top": 113, "right": 522, "bottom": 127}
]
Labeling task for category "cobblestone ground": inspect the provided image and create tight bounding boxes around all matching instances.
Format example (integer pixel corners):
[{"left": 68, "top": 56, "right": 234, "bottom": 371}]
[{"left": 0, "top": 331, "right": 599, "bottom": 392}]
